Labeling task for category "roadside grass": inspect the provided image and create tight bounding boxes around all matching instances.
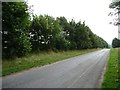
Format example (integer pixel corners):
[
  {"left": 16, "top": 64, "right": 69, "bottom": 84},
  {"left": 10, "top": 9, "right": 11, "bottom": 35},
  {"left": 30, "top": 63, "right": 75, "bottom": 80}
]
[
  {"left": 118, "top": 48, "right": 120, "bottom": 89},
  {"left": 2, "top": 49, "right": 99, "bottom": 76},
  {"left": 102, "top": 48, "right": 119, "bottom": 88}
]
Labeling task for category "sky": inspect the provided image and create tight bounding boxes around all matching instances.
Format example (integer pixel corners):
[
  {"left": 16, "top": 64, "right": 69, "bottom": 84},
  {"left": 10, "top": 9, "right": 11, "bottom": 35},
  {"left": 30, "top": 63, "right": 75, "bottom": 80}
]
[{"left": 27, "top": 0, "right": 118, "bottom": 44}]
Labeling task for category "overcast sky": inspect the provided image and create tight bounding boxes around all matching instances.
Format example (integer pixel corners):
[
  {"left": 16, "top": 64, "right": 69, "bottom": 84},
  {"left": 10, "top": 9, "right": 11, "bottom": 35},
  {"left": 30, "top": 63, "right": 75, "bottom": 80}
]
[{"left": 27, "top": 0, "right": 118, "bottom": 44}]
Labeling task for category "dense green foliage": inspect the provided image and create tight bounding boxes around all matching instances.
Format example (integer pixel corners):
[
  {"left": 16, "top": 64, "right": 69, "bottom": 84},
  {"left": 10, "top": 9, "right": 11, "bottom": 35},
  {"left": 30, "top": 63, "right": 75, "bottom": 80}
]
[
  {"left": 112, "top": 38, "right": 120, "bottom": 48},
  {"left": 2, "top": 2, "right": 108, "bottom": 59},
  {"left": 30, "top": 16, "right": 108, "bottom": 51},
  {"left": 2, "top": 2, "right": 31, "bottom": 58}
]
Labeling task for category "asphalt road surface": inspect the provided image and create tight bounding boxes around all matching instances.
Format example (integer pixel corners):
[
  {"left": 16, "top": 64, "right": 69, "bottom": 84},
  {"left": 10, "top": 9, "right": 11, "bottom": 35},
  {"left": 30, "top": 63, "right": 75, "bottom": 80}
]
[{"left": 2, "top": 49, "right": 110, "bottom": 88}]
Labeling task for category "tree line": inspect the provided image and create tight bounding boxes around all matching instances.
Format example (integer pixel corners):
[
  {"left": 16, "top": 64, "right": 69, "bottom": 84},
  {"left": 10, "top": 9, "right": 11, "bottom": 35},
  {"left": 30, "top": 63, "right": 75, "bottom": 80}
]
[
  {"left": 112, "top": 38, "right": 120, "bottom": 48},
  {"left": 2, "top": 2, "right": 108, "bottom": 59}
]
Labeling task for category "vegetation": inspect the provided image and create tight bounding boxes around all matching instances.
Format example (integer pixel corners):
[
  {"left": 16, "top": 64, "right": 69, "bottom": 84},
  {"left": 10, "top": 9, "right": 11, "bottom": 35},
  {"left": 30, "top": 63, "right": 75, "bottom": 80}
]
[
  {"left": 112, "top": 38, "right": 120, "bottom": 48},
  {"left": 2, "top": 2, "right": 109, "bottom": 76},
  {"left": 118, "top": 48, "right": 120, "bottom": 88},
  {"left": 2, "top": 2, "right": 108, "bottom": 59},
  {"left": 109, "top": 1, "right": 120, "bottom": 25},
  {"left": 102, "top": 48, "right": 119, "bottom": 88},
  {"left": 2, "top": 2, "right": 32, "bottom": 58},
  {"left": 2, "top": 49, "right": 99, "bottom": 76}
]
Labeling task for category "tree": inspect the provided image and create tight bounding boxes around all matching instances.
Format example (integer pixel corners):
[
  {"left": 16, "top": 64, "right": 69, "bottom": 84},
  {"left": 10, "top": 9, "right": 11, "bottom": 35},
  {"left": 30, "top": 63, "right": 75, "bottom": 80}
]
[
  {"left": 30, "top": 15, "right": 64, "bottom": 51},
  {"left": 74, "top": 22, "right": 92, "bottom": 49},
  {"left": 2, "top": 2, "right": 32, "bottom": 58},
  {"left": 56, "top": 17, "right": 72, "bottom": 49},
  {"left": 2, "top": 2, "right": 108, "bottom": 59},
  {"left": 55, "top": 34, "right": 70, "bottom": 50},
  {"left": 112, "top": 38, "right": 120, "bottom": 48},
  {"left": 109, "top": 1, "right": 120, "bottom": 25}
]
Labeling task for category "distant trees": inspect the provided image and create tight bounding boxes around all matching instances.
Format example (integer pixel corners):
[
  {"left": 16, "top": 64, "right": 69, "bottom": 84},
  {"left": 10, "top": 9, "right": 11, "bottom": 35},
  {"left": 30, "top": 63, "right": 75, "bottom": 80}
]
[
  {"left": 56, "top": 17, "right": 108, "bottom": 50},
  {"left": 2, "top": 2, "right": 108, "bottom": 59},
  {"left": 112, "top": 38, "right": 120, "bottom": 48}
]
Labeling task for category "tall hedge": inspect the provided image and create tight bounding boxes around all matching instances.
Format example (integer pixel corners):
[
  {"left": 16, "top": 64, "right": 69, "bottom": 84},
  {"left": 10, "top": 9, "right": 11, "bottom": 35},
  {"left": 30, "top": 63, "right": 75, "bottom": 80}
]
[
  {"left": 2, "top": 2, "right": 108, "bottom": 59},
  {"left": 2, "top": 2, "right": 31, "bottom": 58}
]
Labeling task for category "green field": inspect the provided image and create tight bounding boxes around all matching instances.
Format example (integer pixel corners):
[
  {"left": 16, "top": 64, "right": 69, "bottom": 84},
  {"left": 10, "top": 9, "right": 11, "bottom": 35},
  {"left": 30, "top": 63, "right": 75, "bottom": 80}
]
[
  {"left": 102, "top": 48, "right": 119, "bottom": 88},
  {"left": 2, "top": 49, "right": 99, "bottom": 76}
]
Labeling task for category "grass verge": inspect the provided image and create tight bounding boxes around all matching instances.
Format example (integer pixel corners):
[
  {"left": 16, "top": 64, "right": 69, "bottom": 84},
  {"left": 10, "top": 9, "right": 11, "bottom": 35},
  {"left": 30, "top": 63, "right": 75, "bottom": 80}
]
[
  {"left": 102, "top": 48, "right": 119, "bottom": 88},
  {"left": 2, "top": 49, "right": 99, "bottom": 76}
]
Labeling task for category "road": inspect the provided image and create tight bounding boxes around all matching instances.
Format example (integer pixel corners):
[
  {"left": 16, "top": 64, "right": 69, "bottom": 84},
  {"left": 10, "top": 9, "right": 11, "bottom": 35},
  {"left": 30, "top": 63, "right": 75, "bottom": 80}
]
[{"left": 2, "top": 49, "right": 110, "bottom": 88}]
